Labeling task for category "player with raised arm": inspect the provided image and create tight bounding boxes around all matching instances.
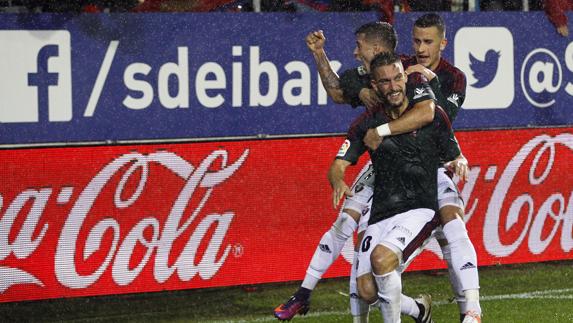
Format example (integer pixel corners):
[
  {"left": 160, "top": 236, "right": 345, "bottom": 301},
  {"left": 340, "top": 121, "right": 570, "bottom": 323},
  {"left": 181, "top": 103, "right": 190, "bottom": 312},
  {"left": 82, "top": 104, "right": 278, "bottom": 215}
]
[
  {"left": 362, "top": 14, "right": 482, "bottom": 323},
  {"left": 275, "top": 15, "right": 481, "bottom": 322},
  {"left": 274, "top": 22, "right": 439, "bottom": 323}
]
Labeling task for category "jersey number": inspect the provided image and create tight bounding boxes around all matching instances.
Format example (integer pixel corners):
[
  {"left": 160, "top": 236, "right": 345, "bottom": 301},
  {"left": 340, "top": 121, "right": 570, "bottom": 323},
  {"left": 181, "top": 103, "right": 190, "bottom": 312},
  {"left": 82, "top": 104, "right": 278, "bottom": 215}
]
[{"left": 361, "top": 236, "right": 372, "bottom": 252}]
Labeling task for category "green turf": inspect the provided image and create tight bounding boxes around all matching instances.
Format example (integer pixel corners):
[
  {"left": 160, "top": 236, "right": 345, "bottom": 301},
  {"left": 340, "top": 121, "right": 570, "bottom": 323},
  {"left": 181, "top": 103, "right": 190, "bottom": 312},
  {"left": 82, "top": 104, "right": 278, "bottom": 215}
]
[{"left": 1, "top": 261, "right": 572, "bottom": 322}]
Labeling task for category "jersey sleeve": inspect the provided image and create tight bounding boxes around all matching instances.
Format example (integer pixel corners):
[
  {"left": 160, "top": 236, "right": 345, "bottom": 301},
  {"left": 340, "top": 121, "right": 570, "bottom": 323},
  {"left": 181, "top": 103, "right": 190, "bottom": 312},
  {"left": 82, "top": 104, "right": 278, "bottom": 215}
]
[
  {"left": 435, "top": 69, "right": 467, "bottom": 122},
  {"left": 434, "top": 106, "right": 461, "bottom": 162},
  {"left": 339, "top": 68, "right": 369, "bottom": 109},
  {"left": 407, "top": 76, "right": 436, "bottom": 106},
  {"left": 335, "top": 112, "right": 369, "bottom": 164}
]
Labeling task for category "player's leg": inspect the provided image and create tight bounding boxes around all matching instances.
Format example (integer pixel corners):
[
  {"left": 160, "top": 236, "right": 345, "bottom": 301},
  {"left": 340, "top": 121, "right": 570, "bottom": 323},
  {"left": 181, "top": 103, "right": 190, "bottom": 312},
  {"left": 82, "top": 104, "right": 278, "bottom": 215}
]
[
  {"left": 397, "top": 234, "right": 436, "bottom": 323},
  {"left": 347, "top": 166, "right": 376, "bottom": 322},
  {"left": 349, "top": 230, "right": 370, "bottom": 323},
  {"left": 368, "top": 209, "right": 437, "bottom": 322},
  {"left": 437, "top": 168, "right": 481, "bottom": 321},
  {"left": 274, "top": 163, "right": 374, "bottom": 321},
  {"left": 353, "top": 213, "right": 434, "bottom": 323}
]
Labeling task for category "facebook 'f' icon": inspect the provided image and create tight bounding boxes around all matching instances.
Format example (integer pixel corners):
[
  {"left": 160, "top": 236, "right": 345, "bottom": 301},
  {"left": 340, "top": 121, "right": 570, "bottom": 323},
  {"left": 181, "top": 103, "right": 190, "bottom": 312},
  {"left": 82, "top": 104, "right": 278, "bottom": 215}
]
[{"left": 0, "top": 31, "right": 72, "bottom": 123}]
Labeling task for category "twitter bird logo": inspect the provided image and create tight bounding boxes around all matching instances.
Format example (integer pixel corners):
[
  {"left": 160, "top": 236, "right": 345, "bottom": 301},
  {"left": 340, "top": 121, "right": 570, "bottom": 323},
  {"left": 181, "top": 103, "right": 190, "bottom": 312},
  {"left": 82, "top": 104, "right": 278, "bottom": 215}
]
[{"left": 469, "top": 50, "right": 501, "bottom": 88}]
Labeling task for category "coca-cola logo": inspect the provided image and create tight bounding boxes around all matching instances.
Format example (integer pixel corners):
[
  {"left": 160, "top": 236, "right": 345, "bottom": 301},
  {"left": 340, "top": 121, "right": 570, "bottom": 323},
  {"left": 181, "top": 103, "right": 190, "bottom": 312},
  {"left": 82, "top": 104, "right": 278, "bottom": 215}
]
[
  {"left": 0, "top": 149, "right": 249, "bottom": 292},
  {"left": 483, "top": 133, "right": 573, "bottom": 257}
]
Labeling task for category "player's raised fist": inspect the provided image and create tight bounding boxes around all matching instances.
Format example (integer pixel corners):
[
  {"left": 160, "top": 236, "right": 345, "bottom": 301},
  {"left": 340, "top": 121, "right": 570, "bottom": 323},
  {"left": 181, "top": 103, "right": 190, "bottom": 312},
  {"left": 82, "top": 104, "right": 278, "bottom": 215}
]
[{"left": 305, "top": 30, "right": 326, "bottom": 53}]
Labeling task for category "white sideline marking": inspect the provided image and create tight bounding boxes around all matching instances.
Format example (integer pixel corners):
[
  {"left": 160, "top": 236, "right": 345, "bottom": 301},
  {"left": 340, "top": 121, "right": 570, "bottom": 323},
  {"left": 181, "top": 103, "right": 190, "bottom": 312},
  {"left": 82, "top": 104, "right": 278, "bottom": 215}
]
[
  {"left": 210, "top": 288, "right": 573, "bottom": 323},
  {"left": 84, "top": 40, "right": 119, "bottom": 117}
]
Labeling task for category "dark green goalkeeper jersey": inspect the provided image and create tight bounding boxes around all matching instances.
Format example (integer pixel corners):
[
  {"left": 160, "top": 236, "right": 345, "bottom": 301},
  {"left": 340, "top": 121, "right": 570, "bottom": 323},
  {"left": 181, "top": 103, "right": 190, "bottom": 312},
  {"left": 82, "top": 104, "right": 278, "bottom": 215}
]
[{"left": 336, "top": 82, "right": 460, "bottom": 225}]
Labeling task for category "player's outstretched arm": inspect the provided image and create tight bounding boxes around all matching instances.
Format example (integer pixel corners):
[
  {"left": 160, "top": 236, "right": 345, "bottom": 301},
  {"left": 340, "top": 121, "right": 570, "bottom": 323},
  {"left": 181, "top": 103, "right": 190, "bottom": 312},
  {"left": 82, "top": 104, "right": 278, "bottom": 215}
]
[
  {"left": 327, "top": 159, "right": 354, "bottom": 209},
  {"left": 306, "top": 30, "right": 345, "bottom": 103}
]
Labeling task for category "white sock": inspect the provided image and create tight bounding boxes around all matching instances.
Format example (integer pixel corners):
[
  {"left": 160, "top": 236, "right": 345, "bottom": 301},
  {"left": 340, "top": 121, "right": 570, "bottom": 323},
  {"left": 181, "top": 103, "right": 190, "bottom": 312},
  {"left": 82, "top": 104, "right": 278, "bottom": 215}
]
[
  {"left": 302, "top": 212, "right": 357, "bottom": 290},
  {"left": 350, "top": 251, "right": 370, "bottom": 318},
  {"left": 441, "top": 243, "right": 466, "bottom": 313},
  {"left": 464, "top": 289, "right": 481, "bottom": 315},
  {"left": 374, "top": 271, "right": 402, "bottom": 323},
  {"left": 442, "top": 219, "right": 481, "bottom": 314},
  {"left": 400, "top": 294, "right": 419, "bottom": 317}
]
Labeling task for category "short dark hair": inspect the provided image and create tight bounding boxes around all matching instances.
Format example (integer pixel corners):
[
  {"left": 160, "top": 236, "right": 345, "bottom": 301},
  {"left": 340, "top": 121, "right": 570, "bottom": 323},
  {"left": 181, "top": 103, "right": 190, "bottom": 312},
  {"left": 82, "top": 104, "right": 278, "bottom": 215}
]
[
  {"left": 370, "top": 51, "right": 401, "bottom": 73},
  {"left": 414, "top": 13, "right": 446, "bottom": 37},
  {"left": 355, "top": 22, "right": 398, "bottom": 51}
]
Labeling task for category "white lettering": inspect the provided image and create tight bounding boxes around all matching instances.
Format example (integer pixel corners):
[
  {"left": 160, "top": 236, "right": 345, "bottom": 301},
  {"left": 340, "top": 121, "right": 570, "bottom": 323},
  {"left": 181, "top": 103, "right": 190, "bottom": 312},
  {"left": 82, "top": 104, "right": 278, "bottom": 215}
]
[
  {"left": 565, "top": 42, "right": 573, "bottom": 96},
  {"left": 249, "top": 46, "right": 278, "bottom": 107},
  {"left": 196, "top": 62, "right": 226, "bottom": 108},
  {"left": 528, "top": 61, "right": 559, "bottom": 93},
  {"left": 123, "top": 63, "right": 153, "bottom": 110},
  {"left": 158, "top": 47, "right": 190, "bottom": 109},
  {"left": 484, "top": 134, "right": 573, "bottom": 257},
  {"left": 282, "top": 61, "right": 311, "bottom": 106}
]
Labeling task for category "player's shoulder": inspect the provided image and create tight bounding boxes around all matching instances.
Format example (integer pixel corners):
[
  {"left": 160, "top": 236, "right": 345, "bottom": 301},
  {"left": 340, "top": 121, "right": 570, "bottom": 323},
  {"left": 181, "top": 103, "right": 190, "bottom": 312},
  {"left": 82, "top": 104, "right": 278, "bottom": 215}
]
[
  {"left": 400, "top": 54, "right": 417, "bottom": 69},
  {"left": 341, "top": 65, "right": 369, "bottom": 78},
  {"left": 437, "top": 58, "right": 466, "bottom": 80}
]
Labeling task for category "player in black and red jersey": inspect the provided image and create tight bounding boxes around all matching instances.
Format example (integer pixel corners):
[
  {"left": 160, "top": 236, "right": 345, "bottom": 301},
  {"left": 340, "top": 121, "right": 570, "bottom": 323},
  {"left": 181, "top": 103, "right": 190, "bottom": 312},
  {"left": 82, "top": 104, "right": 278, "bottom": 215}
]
[{"left": 275, "top": 15, "right": 481, "bottom": 323}]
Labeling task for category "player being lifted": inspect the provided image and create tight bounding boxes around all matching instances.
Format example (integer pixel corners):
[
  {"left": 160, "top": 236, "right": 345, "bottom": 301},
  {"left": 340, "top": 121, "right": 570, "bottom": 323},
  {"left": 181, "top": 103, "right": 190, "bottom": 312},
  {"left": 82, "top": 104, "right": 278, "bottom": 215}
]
[
  {"left": 274, "top": 14, "right": 481, "bottom": 323},
  {"left": 340, "top": 51, "right": 461, "bottom": 323}
]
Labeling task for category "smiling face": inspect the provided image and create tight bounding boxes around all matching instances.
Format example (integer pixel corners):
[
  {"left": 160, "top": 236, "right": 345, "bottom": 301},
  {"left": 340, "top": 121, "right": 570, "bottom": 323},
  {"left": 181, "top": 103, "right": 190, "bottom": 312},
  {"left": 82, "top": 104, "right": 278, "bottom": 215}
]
[
  {"left": 412, "top": 26, "right": 447, "bottom": 71},
  {"left": 353, "top": 33, "right": 391, "bottom": 72},
  {"left": 371, "top": 61, "right": 407, "bottom": 110}
]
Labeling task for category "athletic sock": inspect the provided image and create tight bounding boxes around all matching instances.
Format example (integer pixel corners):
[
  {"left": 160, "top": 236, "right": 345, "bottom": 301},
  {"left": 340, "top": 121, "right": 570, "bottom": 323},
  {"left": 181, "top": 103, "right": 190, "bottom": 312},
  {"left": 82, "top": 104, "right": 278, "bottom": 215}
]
[
  {"left": 441, "top": 243, "right": 466, "bottom": 313},
  {"left": 302, "top": 212, "right": 357, "bottom": 290},
  {"left": 349, "top": 251, "right": 370, "bottom": 318},
  {"left": 442, "top": 219, "right": 481, "bottom": 315},
  {"left": 374, "top": 271, "right": 402, "bottom": 322},
  {"left": 400, "top": 294, "right": 420, "bottom": 317}
]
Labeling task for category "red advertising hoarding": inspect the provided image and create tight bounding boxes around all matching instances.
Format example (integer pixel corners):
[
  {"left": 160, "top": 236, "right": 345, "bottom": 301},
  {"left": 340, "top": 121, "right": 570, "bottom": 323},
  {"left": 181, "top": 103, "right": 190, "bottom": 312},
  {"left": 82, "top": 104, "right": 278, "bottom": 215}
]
[{"left": 0, "top": 127, "right": 572, "bottom": 302}]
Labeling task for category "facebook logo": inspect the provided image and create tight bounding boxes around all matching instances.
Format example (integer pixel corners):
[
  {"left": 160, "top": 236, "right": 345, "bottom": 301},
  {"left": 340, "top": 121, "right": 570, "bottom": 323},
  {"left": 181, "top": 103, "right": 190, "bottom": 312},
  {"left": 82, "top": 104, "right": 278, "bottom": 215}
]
[
  {"left": 0, "top": 31, "right": 72, "bottom": 123},
  {"left": 454, "top": 27, "right": 514, "bottom": 110}
]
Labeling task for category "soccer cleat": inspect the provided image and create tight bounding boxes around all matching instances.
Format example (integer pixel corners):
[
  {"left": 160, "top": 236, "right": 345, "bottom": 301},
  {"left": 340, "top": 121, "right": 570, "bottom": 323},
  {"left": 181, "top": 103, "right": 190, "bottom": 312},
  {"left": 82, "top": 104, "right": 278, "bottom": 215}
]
[
  {"left": 461, "top": 310, "right": 482, "bottom": 323},
  {"left": 273, "top": 295, "right": 310, "bottom": 321},
  {"left": 413, "top": 294, "right": 434, "bottom": 323}
]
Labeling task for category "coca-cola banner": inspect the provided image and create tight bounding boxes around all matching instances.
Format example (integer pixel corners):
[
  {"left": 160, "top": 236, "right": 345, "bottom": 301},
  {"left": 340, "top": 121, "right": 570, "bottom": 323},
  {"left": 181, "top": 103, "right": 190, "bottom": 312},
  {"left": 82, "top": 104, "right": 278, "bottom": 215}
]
[{"left": 1, "top": 127, "right": 572, "bottom": 302}]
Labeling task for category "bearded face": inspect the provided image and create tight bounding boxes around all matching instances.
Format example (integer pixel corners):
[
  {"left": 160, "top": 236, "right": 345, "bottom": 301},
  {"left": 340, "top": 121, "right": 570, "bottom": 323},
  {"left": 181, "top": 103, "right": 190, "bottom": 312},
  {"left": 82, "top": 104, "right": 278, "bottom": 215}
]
[{"left": 371, "top": 62, "right": 407, "bottom": 109}]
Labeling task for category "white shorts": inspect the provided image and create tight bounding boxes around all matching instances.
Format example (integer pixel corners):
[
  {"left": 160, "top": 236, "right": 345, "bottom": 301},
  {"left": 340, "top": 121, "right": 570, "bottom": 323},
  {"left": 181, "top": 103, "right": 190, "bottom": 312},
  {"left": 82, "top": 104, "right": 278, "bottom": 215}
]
[
  {"left": 356, "top": 208, "right": 438, "bottom": 277},
  {"left": 345, "top": 165, "right": 463, "bottom": 235},
  {"left": 341, "top": 161, "right": 374, "bottom": 233},
  {"left": 437, "top": 167, "right": 464, "bottom": 210}
]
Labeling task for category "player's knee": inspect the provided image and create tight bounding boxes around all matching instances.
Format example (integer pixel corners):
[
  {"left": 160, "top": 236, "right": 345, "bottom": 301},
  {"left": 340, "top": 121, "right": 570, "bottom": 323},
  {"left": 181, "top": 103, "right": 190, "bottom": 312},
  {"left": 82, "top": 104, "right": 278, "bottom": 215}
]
[
  {"left": 332, "top": 211, "right": 358, "bottom": 240},
  {"left": 439, "top": 205, "right": 464, "bottom": 225},
  {"left": 370, "top": 245, "right": 399, "bottom": 275},
  {"left": 442, "top": 217, "right": 470, "bottom": 244},
  {"left": 343, "top": 208, "right": 362, "bottom": 223},
  {"left": 357, "top": 274, "right": 378, "bottom": 304}
]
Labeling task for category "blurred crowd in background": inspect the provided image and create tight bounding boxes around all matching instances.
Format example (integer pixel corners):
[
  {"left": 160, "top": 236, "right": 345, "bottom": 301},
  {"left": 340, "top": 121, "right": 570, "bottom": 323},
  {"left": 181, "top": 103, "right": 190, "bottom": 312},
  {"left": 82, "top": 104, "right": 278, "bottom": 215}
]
[{"left": 0, "top": 0, "right": 570, "bottom": 37}]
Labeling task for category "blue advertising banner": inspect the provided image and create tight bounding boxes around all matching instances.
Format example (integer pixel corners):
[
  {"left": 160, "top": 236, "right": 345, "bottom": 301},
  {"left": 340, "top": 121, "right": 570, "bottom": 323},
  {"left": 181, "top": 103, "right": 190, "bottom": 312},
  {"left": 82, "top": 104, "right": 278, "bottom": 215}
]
[{"left": 0, "top": 12, "right": 571, "bottom": 145}]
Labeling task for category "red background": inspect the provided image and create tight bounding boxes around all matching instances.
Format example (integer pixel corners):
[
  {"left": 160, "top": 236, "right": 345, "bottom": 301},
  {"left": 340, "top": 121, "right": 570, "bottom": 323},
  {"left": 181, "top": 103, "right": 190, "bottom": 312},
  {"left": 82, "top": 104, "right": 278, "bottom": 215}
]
[{"left": 0, "top": 127, "right": 572, "bottom": 302}]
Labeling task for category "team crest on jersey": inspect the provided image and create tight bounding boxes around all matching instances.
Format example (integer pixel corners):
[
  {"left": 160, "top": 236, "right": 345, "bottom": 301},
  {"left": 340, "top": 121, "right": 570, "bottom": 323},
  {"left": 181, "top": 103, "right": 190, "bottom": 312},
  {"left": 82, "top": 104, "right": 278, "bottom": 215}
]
[
  {"left": 357, "top": 65, "right": 368, "bottom": 76},
  {"left": 337, "top": 139, "right": 351, "bottom": 157}
]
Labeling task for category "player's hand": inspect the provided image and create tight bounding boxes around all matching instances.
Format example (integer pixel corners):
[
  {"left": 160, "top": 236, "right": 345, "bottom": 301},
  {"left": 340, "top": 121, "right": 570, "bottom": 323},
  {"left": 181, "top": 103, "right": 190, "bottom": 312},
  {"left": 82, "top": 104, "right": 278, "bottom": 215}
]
[
  {"left": 358, "top": 88, "right": 382, "bottom": 112},
  {"left": 405, "top": 64, "right": 437, "bottom": 81},
  {"left": 445, "top": 154, "right": 469, "bottom": 182},
  {"left": 557, "top": 25, "right": 569, "bottom": 37},
  {"left": 305, "top": 30, "right": 326, "bottom": 53},
  {"left": 332, "top": 180, "right": 352, "bottom": 209},
  {"left": 364, "top": 128, "right": 383, "bottom": 150}
]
